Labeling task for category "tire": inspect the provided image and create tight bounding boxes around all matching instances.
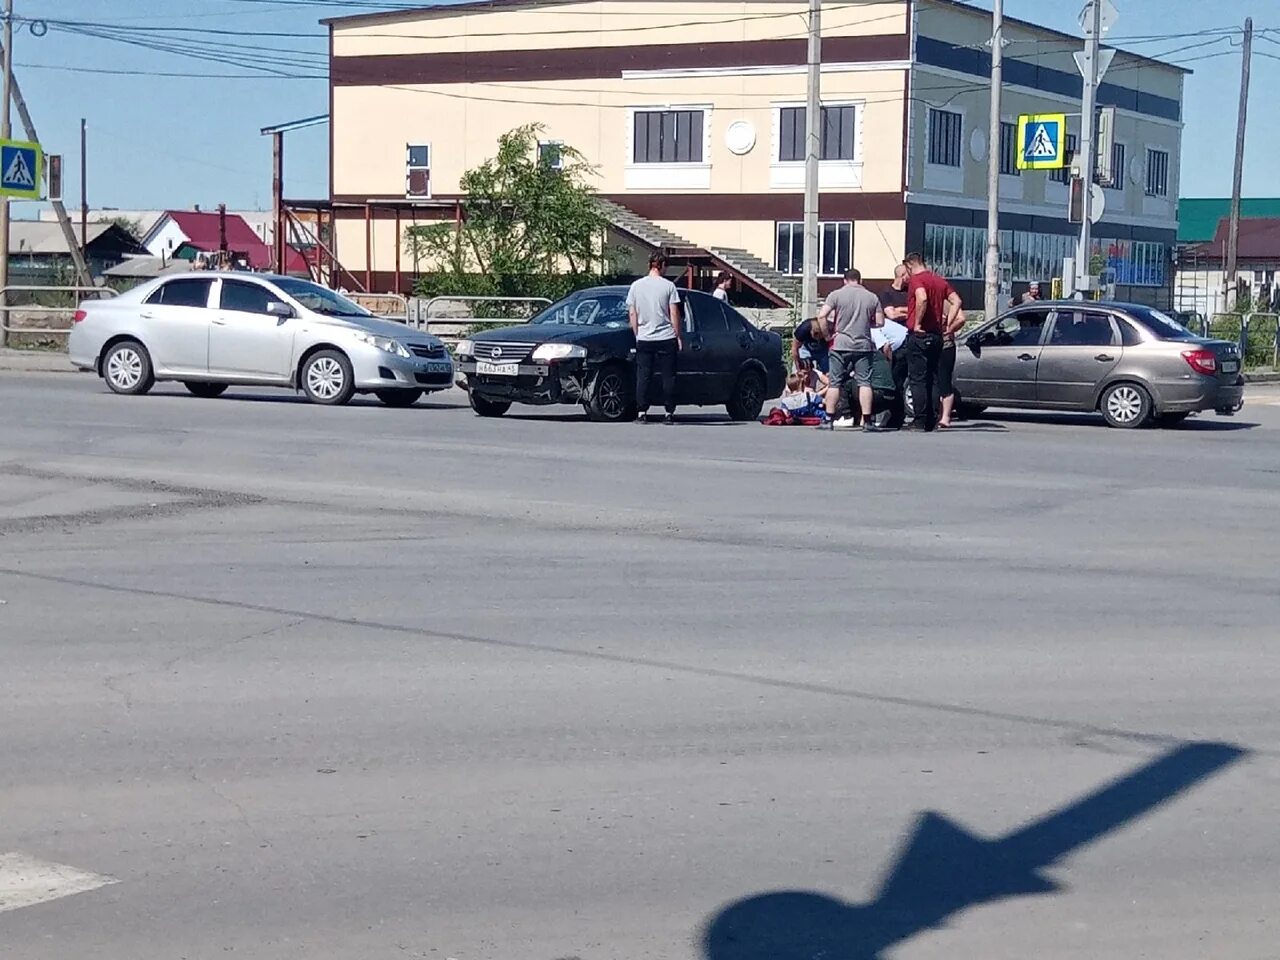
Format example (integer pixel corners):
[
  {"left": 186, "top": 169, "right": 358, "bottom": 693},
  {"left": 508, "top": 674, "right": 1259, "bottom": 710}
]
[
  {"left": 1100, "top": 382, "right": 1153, "bottom": 429},
  {"left": 726, "top": 368, "right": 767, "bottom": 421},
  {"left": 1157, "top": 411, "right": 1190, "bottom": 428},
  {"left": 585, "top": 364, "right": 636, "bottom": 423},
  {"left": 469, "top": 393, "right": 511, "bottom": 418},
  {"left": 375, "top": 388, "right": 423, "bottom": 408},
  {"left": 300, "top": 350, "right": 355, "bottom": 406},
  {"left": 183, "top": 381, "right": 228, "bottom": 399},
  {"left": 102, "top": 340, "right": 154, "bottom": 396}
]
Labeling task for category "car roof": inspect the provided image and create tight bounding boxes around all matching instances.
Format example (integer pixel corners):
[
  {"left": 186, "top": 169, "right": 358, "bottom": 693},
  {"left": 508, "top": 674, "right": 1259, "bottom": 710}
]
[{"left": 1018, "top": 299, "right": 1159, "bottom": 312}]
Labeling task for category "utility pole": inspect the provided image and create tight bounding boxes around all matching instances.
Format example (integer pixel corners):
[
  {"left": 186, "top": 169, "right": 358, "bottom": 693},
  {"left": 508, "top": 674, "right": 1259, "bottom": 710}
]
[
  {"left": 801, "top": 0, "right": 822, "bottom": 322},
  {"left": 983, "top": 0, "right": 1003, "bottom": 319},
  {"left": 1074, "top": 0, "right": 1102, "bottom": 298},
  {"left": 1225, "top": 17, "right": 1252, "bottom": 308},
  {"left": 272, "top": 131, "right": 284, "bottom": 274},
  {"left": 80, "top": 118, "right": 87, "bottom": 250},
  {"left": 0, "top": 0, "right": 13, "bottom": 346}
]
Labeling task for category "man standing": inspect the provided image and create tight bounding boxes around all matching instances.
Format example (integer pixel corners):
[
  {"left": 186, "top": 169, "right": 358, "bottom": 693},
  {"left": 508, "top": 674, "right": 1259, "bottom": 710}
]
[
  {"left": 903, "top": 252, "right": 963, "bottom": 432},
  {"left": 815, "top": 268, "right": 885, "bottom": 433},
  {"left": 878, "top": 263, "right": 911, "bottom": 428},
  {"left": 1021, "top": 281, "right": 1043, "bottom": 304},
  {"left": 627, "top": 253, "right": 684, "bottom": 424}
]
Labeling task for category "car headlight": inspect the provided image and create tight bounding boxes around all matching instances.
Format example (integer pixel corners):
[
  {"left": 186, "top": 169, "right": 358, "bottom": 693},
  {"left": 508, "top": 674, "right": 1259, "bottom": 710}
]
[
  {"left": 531, "top": 343, "right": 587, "bottom": 362},
  {"left": 456, "top": 339, "right": 475, "bottom": 358},
  {"left": 352, "top": 332, "right": 411, "bottom": 358}
]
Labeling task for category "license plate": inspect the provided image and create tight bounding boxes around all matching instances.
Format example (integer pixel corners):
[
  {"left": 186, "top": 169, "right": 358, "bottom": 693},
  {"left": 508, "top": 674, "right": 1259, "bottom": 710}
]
[
  {"left": 422, "top": 361, "right": 451, "bottom": 374},
  {"left": 1222, "top": 360, "right": 1239, "bottom": 374},
  {"left": 476, "top": 360, "right": 518, "bottom": 377}
]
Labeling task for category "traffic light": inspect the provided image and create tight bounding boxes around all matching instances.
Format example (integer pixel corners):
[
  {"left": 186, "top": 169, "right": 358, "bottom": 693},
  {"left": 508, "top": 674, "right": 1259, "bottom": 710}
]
[
  {"left": 1068, "top": 176, "right": 1084, "bottom": 225},
  {"left": 45, "top": 153, "right": 62, "bottom": 202}
]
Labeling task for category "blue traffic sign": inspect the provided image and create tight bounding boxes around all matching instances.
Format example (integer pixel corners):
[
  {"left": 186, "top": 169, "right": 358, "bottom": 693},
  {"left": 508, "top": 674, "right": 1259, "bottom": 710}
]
[
  {"left": 0, "top": 139, "right": 43, "bottom": 199},
  {"left": 1016, "top": 114, "right": 1066, "bottom": 171}
]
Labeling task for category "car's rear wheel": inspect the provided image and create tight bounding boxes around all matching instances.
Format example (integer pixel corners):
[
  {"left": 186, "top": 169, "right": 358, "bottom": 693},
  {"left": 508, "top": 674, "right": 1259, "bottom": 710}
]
[
  {"left": 183, "top": 381, "right": 227, "bottom": 399},
  {"left": 726, "top": 368, "right": 766, "bottom": 421},
  {"left": 585, "top": 363, "right": 635, "bottom": 422},
  {"left": 375, "top": 388, "right": 423, "bottom": 408},
  {"left": 469, "top": 393, "right": 511, "bottom": 417},
  {"left": 300, "top": 350, "right": 355, "bottom": 406},
  {"left": 1100, "top": 382, "right": 1153, "bottom": 429},
  {"left": 103, "top": 340, "right": 154, "bottom": 396},
  {"left": 1157, "top": 411, "right": 1190, "bottom": 427}
]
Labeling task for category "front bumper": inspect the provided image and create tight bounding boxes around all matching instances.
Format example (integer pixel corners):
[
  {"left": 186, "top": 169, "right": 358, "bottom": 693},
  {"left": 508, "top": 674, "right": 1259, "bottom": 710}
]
[
  {"left": 458, "top": 358, "right": 589, "bottom": 405},
  {"left": 1155, "top": 375, "right": 1245, "bottom": 415},
  {"left": 349, "top": 345, "right": 454, "bottom": 392}
]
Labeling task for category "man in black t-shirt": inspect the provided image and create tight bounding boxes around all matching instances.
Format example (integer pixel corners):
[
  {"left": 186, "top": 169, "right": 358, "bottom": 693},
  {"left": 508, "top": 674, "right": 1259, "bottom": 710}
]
[
  {"left": 790, "top": 316, "right": 830, "bottom": 381},
  {"left": 877, "top": 263, "right": 910, "bottom": 427}
]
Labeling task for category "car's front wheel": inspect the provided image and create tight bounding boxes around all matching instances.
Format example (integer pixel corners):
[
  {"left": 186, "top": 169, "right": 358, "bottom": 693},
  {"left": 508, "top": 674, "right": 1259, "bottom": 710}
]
[
  {"left": 300, "top": 350, "right": 355, "bottom": 406},
  {"left": 375, "top": 388, "right": 423, "bottom": 407},
  {"left": 469, "top": 393, "right": 511, "bottom": 417},
  {"left": 183, "top": 381, "right": 227, "bottom": 399},
  {"left": 1100, "top": 382, "right": 1153, "bottom": 429},
  {"left": 585, "top": 363, "right": 635, "bottom": 422},
  {"left": 726, "top": 368, "right": 766, "bottom": 421},
  {"left": 103, "top": 340, "right": 154, "bottom": 396}
]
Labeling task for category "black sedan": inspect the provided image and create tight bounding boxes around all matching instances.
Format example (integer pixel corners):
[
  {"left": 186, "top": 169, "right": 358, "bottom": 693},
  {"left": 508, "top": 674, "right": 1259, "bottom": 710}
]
[{"left": 455, "top": 285, "right": 787, "bottom": 422}]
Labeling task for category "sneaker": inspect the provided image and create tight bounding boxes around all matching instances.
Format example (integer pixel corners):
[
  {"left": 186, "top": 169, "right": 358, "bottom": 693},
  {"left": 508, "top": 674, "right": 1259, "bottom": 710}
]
[
  {"left": 832, "top": 416, "right": 857, "bottom": 430},
  {"left": 862, "top": 421, "right": 886, "bottom": 433},
  {"left": 636, "top": 411, "right": 649, "bottom": 424},
  {"left": 663, "top": 413, "right": 675, "bottom": 425},
  {"left": 814, "top": 420, "right": 834, "bottom": 430}
]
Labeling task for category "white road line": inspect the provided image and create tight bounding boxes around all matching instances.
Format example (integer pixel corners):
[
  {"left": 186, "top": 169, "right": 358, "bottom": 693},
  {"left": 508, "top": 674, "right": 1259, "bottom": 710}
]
[{"left": 0, "top": 852, "right": 117, "bottom": 913}]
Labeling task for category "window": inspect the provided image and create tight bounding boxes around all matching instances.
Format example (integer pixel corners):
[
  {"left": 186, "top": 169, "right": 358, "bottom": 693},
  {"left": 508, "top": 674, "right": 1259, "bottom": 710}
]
[
  {"left": 775, "top": 221, "right": 853, "bottom": 276},
  {"left": 531, "top": 291, "right": 630, "bottom": 328},
  {"left": 1050, "top": 311, "right": 1116, "bottom": 347},
  {"left": 927, "top": 109, "right": 962, "bottom": 167},
  {"left": 538, "top": 140, "right": 564, "bottom": 170},
  {"left": 1100, "top": 142, "right": 1125, "bottom": 189},
  {"left": 633, "top": 110, "right": 704, "bottom": 163},
  {"left": 999, "top": 121, "right": 1019, "bottom": 176},
  {"left": 690, "top": 293, "right": 730, "bottom": 333},
  {"left": 778, "top": 105, "right": 859, "bottom": 162},
  {"left": 1145, "top": 148, "right": 1169, "bottom": 197},
  {"left": 406, "top": 144, "right": 430, "bottom": 198},
  {"left": 989, "top": 310, "right": 1050, "bottom": 348},
  {"left": 220, "top": 280, "right": 274, "bottom": 315},
  {"left": 146, "top": 278, "right": 213, "bottom": 308},
  {"left": 1051, "top": 134, "right": 1078, "bottom": 184}
]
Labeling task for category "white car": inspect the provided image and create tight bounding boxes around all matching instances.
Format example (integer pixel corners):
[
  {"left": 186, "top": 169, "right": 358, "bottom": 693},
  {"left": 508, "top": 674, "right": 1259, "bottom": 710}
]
[{"left": 69, "top": 272, "right": 453, "bottom": 407}]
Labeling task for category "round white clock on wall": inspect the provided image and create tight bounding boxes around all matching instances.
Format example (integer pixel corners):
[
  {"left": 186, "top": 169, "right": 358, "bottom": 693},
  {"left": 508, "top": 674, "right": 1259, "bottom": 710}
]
[
  {"left": 970, "top": 129, "right": 987, "bottom": 162},
  {"left": 725, "top": 120, "right": 757, "bottom": 156}
]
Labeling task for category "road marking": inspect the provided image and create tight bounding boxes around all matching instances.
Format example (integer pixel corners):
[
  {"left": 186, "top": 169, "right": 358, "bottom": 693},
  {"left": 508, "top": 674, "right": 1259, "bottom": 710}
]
[{"left": 0, "top": 853, "right": 117, "bottom": 913}]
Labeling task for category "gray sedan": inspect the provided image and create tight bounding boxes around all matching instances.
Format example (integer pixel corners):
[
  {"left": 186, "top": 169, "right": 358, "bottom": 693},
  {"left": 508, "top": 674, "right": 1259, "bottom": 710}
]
[
  {"left": 954, "top": 301, "right": 1245, "bottom": 428},
  {"left": 68, "top": 273, "right": 453, "bottom": 406}
]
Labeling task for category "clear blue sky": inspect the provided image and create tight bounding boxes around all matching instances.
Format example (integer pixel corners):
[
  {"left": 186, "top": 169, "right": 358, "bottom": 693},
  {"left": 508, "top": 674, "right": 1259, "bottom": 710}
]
[{"left": 14, "top": 0, "right": 1278, "bottom": 213}]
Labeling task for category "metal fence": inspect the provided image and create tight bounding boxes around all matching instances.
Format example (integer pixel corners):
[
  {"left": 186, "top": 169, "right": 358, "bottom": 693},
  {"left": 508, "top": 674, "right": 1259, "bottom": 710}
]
[
  {"left": 406, "top": 296, "right": 553, "bottom": 343},
  {"left": 1207, "top": 312, "right": 1279, "bottom": 370},
  {"left": 0, "top": 285, "right": 118, "bottom": 347}
]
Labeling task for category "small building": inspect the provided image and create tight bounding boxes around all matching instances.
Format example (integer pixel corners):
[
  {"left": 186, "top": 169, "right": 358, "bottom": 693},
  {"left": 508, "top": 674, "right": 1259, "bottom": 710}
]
[
  {"left": 8, "top": 221, "right": 146, "bottom": 282},
  {"left": 142, "top": 209, "right": 309, "bottom": 274},
  {"left": 1174, "top": 209, "right": 1280, "bottom": 317}
]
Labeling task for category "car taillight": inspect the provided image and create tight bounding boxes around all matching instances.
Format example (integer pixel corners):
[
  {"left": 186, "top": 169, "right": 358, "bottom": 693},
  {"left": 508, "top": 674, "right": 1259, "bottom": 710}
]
[
  {"left": 72, "top": 309, "right": 87, "bottom": 324},
  {"left": 1181, "top": 348, "right": 1216, "bottom": 376}
]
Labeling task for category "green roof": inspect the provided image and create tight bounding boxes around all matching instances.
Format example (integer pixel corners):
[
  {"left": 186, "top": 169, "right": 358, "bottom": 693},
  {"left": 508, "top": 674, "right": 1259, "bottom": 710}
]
[{"left": 1178, "top": 198, "right": 1280, "bottom": 244}]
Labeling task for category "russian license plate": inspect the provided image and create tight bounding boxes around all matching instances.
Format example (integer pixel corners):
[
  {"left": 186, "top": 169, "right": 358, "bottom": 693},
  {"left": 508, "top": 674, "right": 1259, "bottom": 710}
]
[
  {"left": 476, "top": 360, "right": 518, "bottom": 377},
  {"left": 422, "top": 361, "right": 451, "bottom": 374},
  {"left": 1222, "top": 360, "right": 1239, "bottom": 374}
]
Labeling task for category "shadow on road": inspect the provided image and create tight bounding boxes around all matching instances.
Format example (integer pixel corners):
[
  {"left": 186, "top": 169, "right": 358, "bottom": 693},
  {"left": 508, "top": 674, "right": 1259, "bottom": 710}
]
[
  {"left": 702, "top": 741, "right": 1246, "bottom": 960},
  {"left": 976, "top": 410, "right": 1259, "bottom": 431}
]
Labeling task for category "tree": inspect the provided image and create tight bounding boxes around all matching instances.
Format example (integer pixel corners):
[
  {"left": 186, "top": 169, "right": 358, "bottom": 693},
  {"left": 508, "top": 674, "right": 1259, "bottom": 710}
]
[
  {"left": 404, "top": 124, "right": 615, "bottom": 308},
  {"left": 107, "top": 216, "right": 144, "bottom": 243}
]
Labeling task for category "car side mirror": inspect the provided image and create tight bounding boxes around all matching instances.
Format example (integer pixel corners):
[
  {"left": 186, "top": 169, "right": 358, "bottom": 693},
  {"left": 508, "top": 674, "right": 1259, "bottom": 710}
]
[{"left": 267, "top": 301, "right": 294, "bottom": 319}]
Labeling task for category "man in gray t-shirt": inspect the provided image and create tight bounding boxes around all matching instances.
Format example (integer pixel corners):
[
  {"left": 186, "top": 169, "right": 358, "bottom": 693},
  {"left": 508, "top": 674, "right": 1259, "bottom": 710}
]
[
  {"left": 627, "top": 253, "right": 684, "bottom": 422},
  {"left": 815, "top": 267, "right": 885, "bottom": 431}
]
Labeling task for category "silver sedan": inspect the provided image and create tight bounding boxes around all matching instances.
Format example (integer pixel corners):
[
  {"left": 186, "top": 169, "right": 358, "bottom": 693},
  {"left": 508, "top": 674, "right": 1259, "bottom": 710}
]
[{"left": 68, "top": 272, "right": 453, "bottom": 406}]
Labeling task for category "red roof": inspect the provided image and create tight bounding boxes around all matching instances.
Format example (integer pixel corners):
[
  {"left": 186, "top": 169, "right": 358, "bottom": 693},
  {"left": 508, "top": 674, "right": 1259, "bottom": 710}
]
[
  {"left": 1191, "top": 217, "right": 1280, "bottom": 262},
  {"left": 163, "top": 210, "right": 309, "bottom": 273}
]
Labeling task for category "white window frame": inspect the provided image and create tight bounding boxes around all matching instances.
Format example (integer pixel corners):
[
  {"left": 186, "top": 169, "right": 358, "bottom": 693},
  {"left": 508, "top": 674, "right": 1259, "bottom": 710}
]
[
  {"left": 624, "top": 105, "right": 712, "bottom": 190},
  {"left": 770, "top": 100, "right": 864, "bottom": 190},
  {"left": 406, "top": 143, "right": 431, "bottom": 200},
  {"left": 537, "top": 139, "right": 565, "bottom": 171},
  {"left": 1144, "top": 146, "right": 1170, "bottom": 198},
  {"left": 924, "top": 106, "right": 964, "bottom": 193},
  {"left": 775, "top": 221, "right": 854, "bottom": 277}
]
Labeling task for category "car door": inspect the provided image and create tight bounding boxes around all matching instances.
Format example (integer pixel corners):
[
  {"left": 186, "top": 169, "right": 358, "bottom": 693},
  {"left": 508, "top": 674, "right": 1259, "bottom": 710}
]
[
  {"left": 1035, "top": 309, "right": 1123, "bottom": 408},
  {"left": 957, "top": 308, "right": 1051, "bottom": 404},
  {"left": 138, "top": 277, "right": 215, "bottom": 375},
  {"left": 678, "top": 292, "right": 740, "bottom": 402},
  {"left": 208, "top": 278, "right": 295, "bottom": 380}
]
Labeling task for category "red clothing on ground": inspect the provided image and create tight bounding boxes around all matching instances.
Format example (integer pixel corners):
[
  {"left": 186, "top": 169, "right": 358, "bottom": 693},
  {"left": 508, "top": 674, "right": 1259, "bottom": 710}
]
[{"left": 906, "top": 270, "right": 954, "bottom": 334}]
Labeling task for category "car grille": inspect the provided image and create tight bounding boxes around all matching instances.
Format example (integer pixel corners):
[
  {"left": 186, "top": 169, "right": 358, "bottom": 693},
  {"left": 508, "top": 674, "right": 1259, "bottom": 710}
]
[
  {"left": 409, "top": 344, "right": 446, "bottom": 359},
  {"left": 415, "top": 371, "right": 453, "bottom": 386},
  {"left": 473, "top": 341, "right": 535, "bottom": 364}
]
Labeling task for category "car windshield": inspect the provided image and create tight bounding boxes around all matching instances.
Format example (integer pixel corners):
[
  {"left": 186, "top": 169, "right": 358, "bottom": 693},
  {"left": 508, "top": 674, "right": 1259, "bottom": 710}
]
[
  {"left": 531, "top": 291, "right": 630, "bottom": 328},
  {"left": 1127, "top": 305, "right": 1198, "bottom": 341},
  {"left": 273, "top": 278, "right": 371, "bottom": 317}
]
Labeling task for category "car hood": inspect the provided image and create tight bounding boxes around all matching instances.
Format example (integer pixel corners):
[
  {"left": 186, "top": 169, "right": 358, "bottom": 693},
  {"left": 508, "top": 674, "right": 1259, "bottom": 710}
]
[
  {"left": 308, "top": 312, "right": 442, "bottom": 345},
  {"left": 471, "top": 323, "right": 629, "bottom": 345}
]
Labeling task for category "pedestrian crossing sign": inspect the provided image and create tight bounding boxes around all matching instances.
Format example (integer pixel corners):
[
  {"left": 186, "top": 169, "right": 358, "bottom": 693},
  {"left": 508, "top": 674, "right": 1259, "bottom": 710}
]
[
  {"left": 0, "top": 138, "right": 43, "bottom": 199},
  {"left": 1016, "top": 114, "right": 1066, "bottom": 171}
]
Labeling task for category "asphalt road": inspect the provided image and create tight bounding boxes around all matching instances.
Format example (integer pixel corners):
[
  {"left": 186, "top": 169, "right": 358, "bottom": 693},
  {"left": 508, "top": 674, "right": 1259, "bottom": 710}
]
[{"left": 2, "top": 372, "right": 1278, "bottom": 960}]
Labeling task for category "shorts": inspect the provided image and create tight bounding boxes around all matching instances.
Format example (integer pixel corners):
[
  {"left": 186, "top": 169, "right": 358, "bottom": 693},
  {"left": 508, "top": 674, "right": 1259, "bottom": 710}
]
[
  {"left": 939, "top": 340, "right": 957, "bottom": 397},
  {"left": 829, "top": 349, "right": 875, "bottom": 389},
  {"left": 798, "top": 343, "right": 830, "bottom": 374}
]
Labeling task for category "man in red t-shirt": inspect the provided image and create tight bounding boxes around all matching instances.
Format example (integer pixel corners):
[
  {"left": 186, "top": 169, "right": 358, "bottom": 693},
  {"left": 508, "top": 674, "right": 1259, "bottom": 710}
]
[{"left": 903, "top": 252, "right": 963, "bottom": 431}]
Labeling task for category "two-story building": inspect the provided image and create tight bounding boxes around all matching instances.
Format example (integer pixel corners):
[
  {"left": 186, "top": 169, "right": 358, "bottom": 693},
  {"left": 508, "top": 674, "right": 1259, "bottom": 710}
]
[{"left": 319, "top": 0, "right": 1185, "bottom": 307}]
